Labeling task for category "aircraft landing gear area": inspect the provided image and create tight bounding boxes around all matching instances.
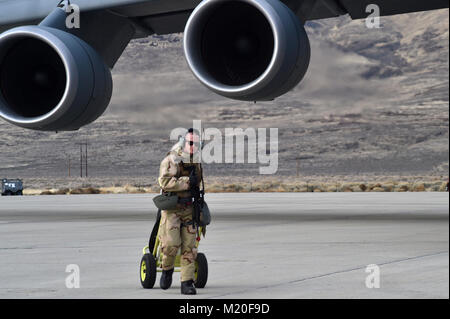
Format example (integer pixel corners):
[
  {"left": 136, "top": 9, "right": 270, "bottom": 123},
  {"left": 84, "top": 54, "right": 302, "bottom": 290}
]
[{"left": 140, "top": 209, "right": 208, "bottom": 289}]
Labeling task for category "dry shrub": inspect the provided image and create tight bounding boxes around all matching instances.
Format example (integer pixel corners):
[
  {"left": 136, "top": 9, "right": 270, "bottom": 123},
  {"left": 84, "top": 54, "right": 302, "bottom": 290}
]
[
  {"left": 143, "top": 186, "right": 159, "bottom": 193},
  {"left": 367, "top": 183, "right": 381, "bottom": 191},
  {"left": 423, "top": 183, "right": 433, "bottom": 189},
  {"left": 69, "top": 187, "right": 100, "bottom": 195},
  {"left": 123, "top": 184, "right": 134, "bottom": 192},
  {"left": 430, "top": 183, "right": 441, "bottom": 191},
  {"left": 413, "top": 183, "right": 426, "bottom": 192},
  {"left": 325, "top": 186, "right": 337, "bottom": 192},
  {"left": 85, "top": 187, "right": 101, "bottom": 194},
  {"left": 23, "top": 189, "right": 42, "bottom": 196},
  {"left": 53, "top": 188, "right": 69, "bottom": 195},
  {"left": 272, "top": 185, "right": 284, "bottom": 192},
  {"left": 119, "top": 183, "right": 147, "bottom": 194},
  {"left": 99, "top": 189, "right": 113, "bottom": 194},
  {"left": 29, "top": 178, "right": 449, "bottom": 195},
  {"left": 251, "top": 183, "right": 263, "bottom": 192},
  {"left": 98, "top": 186, "right": 123, "bottom": 194},
  {"left": 239, "top": 183, "right": 252, "bottom": 192},
  {"left": 127, "top": 187, "right": 146, "bottom": 194},
  {"left": 69, "top": 188, "right": 83, "bottom": 195},
  {"left": 205, "top": 183, "right": 224, "bottom": 193},
  {"left": 222, "top": 184, "right": 241, "bottom": 192},
  {"left": 341, "top": 183, "right": 353, "bottom": 192}
]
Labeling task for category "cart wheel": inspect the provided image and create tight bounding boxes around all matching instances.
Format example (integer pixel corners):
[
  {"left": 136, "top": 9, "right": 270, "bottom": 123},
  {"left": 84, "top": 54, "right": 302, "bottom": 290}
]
[
  {"left": 194, "top": 252, "right": 208, "bottom": 288},
  {"left": 140, "top": 253, "right": 157, "bottom": 289}
]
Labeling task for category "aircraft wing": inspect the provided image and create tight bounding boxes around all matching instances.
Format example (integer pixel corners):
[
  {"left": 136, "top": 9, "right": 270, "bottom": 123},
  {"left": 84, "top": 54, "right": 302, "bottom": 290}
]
[
  {"left": 287, "top": 0, "right": 449, "bottom": 21},
  {"left": 1, "top": 0, "right": 448, "bottom": 35},
  {"left": 0, "top": 0, "right": 142, "bottom": 25},
  {"left": 0, "top": 0, "right": 201, "bottom": 34}
]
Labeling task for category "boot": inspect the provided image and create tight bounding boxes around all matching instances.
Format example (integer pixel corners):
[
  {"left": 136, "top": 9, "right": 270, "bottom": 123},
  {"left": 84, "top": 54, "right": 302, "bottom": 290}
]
[
  {"left": 181, "top": 280, "right": 197, "bottom": 295},
  {"left": 160, "top": 268, "right": 174, "bottom": 290}
]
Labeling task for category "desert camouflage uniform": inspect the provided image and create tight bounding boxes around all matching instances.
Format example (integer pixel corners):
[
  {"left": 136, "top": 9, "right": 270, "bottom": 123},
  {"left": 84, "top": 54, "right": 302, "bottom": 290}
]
[{"left": 158, "top": 146, "right": 202, "bottom": 282}]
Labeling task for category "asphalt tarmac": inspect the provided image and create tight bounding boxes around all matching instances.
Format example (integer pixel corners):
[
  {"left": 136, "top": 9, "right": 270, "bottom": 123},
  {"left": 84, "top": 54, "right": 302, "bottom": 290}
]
[{"left": 0, "top": 193, "right": 448, "bottom": 299}]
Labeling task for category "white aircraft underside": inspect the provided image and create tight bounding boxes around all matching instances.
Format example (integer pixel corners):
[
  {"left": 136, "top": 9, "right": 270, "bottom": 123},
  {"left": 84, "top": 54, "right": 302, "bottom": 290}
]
[{"left": 0, "top": 0, "right": 447, "bottom": 131}]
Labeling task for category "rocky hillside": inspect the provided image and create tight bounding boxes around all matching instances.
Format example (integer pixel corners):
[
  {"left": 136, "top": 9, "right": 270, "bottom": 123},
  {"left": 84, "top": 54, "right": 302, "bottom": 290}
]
[{"left": 0, "top": 9, "right": 448, "bottom": 184}]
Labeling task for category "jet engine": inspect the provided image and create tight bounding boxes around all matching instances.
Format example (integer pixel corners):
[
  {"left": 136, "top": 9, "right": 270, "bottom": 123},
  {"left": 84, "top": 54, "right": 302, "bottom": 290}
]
[
  {"left": 0, "top": 25, "right": 112, "bottom": 131},
  {"left": 184, "top": 0, "right": 311, "bottom": 101}
]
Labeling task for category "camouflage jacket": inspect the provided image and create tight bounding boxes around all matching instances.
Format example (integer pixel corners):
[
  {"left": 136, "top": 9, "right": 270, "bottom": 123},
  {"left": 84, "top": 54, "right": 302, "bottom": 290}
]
[{"left": 158, "top": 146, "right": 202, "bottom": 198}]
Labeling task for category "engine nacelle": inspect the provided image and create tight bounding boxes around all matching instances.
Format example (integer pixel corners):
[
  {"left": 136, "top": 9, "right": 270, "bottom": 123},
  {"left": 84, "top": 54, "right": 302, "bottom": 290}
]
[
  {"left": 184, "top": 0, "right": 311, "bottom": 101},
  {"left": 0, "top": 26, "right": 112, "bottom": 131}
]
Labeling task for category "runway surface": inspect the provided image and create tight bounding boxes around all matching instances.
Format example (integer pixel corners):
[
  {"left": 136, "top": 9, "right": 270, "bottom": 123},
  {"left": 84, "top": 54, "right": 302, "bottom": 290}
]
[{"left": 0, "top": 193, "right": 448, "bottom": 299}]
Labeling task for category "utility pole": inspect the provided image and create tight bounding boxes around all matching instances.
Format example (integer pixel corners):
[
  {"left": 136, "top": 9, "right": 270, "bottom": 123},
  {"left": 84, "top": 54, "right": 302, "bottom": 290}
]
[
  {"left": 76, "top": 142, "right": 88, "bottom": 178},
  {"left": 85, "top": 141, "right": 88, "bottom": 178},
  {"left": 80, "top": 144, "right": 83, "bottom": 177}
]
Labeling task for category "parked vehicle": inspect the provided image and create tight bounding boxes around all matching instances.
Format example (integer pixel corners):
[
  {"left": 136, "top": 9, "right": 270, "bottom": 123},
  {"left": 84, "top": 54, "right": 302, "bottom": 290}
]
[{"left": 1, "top": 179, "right": 23, "bottom": 196}]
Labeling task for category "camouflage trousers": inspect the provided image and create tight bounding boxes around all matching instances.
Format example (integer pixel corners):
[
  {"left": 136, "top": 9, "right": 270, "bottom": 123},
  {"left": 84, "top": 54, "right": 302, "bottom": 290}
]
[{"left": 159, "top": 205, "right": 198, "bottom": 281}]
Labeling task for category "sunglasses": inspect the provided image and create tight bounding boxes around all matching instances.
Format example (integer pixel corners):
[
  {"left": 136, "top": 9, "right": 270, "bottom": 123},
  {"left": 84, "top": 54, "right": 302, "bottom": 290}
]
[{"left": 186, "top": 141, "right": 200, "bottom": 147}]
